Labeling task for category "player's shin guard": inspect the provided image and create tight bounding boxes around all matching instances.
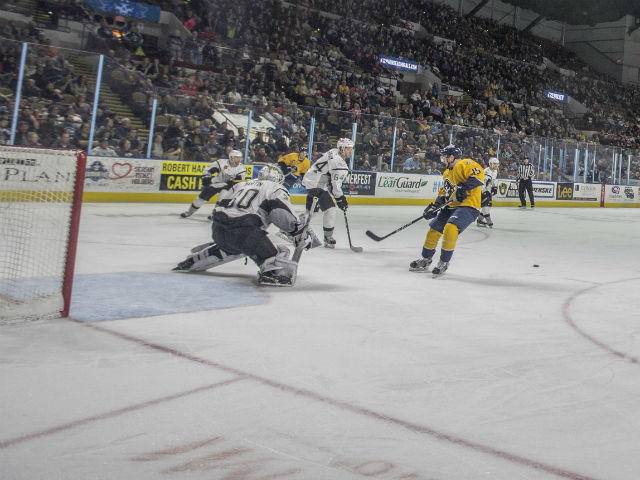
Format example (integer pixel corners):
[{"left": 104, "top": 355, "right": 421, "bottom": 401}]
[
  {"left": 433, "top": 223, "right": 459, "bottom": 275},
  {"left": 322, "top": 207, "right": 337, "bottom": 247},
  {"left": 423, "top": 229, "right": 442, "bottom": 254}
]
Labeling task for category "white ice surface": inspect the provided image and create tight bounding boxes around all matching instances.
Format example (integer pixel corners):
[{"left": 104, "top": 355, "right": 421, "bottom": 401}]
[{"left": 1, "top": 203, "right": 640, "bottom": 480}]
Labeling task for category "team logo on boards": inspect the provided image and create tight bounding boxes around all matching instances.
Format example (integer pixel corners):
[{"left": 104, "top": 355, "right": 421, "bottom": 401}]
[{"left": 86, "top": 161, "right": 109, "bottom": 182}]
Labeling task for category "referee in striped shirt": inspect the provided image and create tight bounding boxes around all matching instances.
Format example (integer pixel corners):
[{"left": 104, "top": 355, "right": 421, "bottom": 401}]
[{"left": 517, "top": 157, "right": 535, "bottom": 208}]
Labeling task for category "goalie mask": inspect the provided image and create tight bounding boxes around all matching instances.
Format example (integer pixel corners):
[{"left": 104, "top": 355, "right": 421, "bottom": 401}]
[
  {"left": 258, "top": 164, "right": 285, "bottom": 184},
  {"left": 489, "top": 157, "right": 499, "bottom": 168}
]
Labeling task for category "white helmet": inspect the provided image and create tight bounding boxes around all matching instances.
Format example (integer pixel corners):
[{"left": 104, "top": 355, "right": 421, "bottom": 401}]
[
  {"left": 229, "top": 150, "right": 243, "bottom": 164},
  {"left": 258, "top": 164, "right": 284, "bottom": 184},
  {"left": 337, "top": 138, "right": 354, "bottom": 149},
  {"left": 489, "top": 157, "right": 499, "bottom": 167}
]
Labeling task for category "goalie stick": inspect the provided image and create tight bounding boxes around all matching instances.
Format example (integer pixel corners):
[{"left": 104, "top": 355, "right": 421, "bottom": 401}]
[
  {"left": 365, "top": 200, "right": 453, "bottom": 242},
  {"left": 291, "top": 197, "right": 318, "bottom": 263},
  {"left": 343, "top": 211, "right": 363, "bottom": 252}
]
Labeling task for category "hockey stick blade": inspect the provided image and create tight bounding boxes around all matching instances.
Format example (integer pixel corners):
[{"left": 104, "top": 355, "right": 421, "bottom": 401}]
[{"left": 365, "top": 230, "right": 385, "bottom": 242}]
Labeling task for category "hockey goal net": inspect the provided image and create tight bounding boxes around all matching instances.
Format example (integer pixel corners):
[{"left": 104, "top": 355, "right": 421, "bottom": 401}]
[{"left": 1, "top": 146, "right": 86, "bottom": 323}]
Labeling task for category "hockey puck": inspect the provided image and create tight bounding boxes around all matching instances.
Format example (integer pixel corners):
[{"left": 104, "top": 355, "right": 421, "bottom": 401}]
[{"left": 533, "top": 264, "right": 540, "bottom": 267}]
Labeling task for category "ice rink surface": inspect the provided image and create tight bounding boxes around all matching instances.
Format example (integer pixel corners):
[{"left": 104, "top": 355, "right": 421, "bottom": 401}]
[{"left": 2, "top": 203, "right": 640, "bottom": 480}]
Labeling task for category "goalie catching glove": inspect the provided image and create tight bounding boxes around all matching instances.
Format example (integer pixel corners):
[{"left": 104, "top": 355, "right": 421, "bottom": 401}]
[{"left": 335, "top": 195, "right": 348, "bottom": 211}]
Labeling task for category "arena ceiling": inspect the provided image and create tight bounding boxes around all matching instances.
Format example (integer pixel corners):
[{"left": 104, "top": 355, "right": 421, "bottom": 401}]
[{"left": 500, "top": 0, "right": 640, "bottom": 25}]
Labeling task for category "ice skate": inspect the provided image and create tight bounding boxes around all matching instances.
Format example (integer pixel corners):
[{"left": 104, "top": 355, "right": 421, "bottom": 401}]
[
  {"left": 180, "top": 205, "right": 198, "bottom": 218},
  {"left": 409, "top": 257, "right": 432, "bottom": 272},
  {"left": 323, "top": 235, "right": 336, "bottom": 249},
  {"left": 432, "top": 260, "right": 449, "bottom": 277},
  {"left": 257, "top": 271, "right": 293, "bottom": 287},
  {"left": 476, "top": 217, "right": 488, "bottom": 227},
  {"left": 172, "top": 257, "right": 194, "bottom": 272}
]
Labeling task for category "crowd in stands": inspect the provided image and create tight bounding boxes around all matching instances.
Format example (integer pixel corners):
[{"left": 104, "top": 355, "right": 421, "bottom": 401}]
[{"left": 0, "top": 0, "right": 639, "bottom": 183}]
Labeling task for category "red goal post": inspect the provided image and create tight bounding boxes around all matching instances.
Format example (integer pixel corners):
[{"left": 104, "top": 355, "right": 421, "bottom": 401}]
[{"left": 0, "top": 146, "right": 86, "bottom": 323}]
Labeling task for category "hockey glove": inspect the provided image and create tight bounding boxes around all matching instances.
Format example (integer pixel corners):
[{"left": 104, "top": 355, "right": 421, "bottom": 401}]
[
  {"left": 433, "top": 195, "right": 446, "bottom": 208},
  {"left": 455, "top": 184, "right": 468, "bottom": 202},
  {"left": 335, "top": 196, "right": 348, "bottom": 211},
  {"left": 277, "top": 161, "right": 291, "bottom": 175},
  {"left": 491, "top": 186, "right": 498, "bottom": 195},
  {"left": 202, "top": 175, "right": 212, "bottom": 187},
  {"left": 423, "top": 203, "right": 439, "bottom": 220}
]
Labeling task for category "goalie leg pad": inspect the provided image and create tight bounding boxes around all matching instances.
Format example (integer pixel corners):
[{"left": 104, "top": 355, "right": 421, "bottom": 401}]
[
  {"left": 258, "top": 249, "right": 298, "bottom": 286},
  {"left": 190, "top": 243, "right": 244, "bottom": 272}
]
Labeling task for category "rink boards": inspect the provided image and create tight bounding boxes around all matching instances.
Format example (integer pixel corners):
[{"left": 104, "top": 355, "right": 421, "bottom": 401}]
[{"left": 8, "top": 155, "right": 635, "bottom": 207}]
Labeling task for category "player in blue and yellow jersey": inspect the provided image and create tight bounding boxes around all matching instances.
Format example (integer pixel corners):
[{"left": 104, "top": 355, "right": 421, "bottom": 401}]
[
  {"left": 277, "top": 144, "right": 310, "bottom": 189},
  {"left": 409, "top": 144, "right": 484, "bottom": 276}
]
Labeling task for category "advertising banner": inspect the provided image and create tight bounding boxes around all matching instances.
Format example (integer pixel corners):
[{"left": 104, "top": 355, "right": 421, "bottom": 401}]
[
  {"left": 604, "top": 184, "right": 640, "bottom": 205},
  {"left": 1, "top": 150, "right": 77, "bottom": 191},
  {"left": 84, "top": 157, "right": 161, "bottom": 192},
  {"left": 159, "top": 161, "right": 253, "bottom": 193},
  {"left": 85, "top": 0, "right": 162, "bottom": 22},
  {"left": 543, "top": 89, "right": 569, "bottom": 103},
  {"left": 556, "top": 182, "right": 574, "bottom": 200},
  {"left": 375, "top": 173, "right": 438, "bottom": 199},
  {"left": 378, "top": 55, "right": 419, "bottom": 73},
  {"left": 496, "top": 180, "right": 555, "bottom": 199},
  {"left": 572, "top": 183, "right": 601, "bottom": 202},
  {"left": 342, "top": 172, "right": 376, "bottom": 196}
]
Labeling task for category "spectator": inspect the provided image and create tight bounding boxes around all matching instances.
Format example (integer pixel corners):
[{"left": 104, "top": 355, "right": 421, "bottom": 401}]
[
  {"left": 150, "top": 133, "right": 165, "bottom": 159},
  {"left": 52, "top": 132, "right": 76, "bottom": 149},
  {"left": 404, "top": 153, "right": 421, "bottom": 172},
  {"left": 92, "top": 137, "right": 118, "bottom": 156}
]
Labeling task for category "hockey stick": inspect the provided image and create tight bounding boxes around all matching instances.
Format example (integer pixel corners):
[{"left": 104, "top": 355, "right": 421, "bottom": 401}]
[
  {"left": 343, "top": 211, "right": 363, "bottom": 252},
  {"left": 292, "top": 197, "right": 318, "bottom": 263},
  {"left": 365, "top": 200, "right": 453, "bottom": 242}
]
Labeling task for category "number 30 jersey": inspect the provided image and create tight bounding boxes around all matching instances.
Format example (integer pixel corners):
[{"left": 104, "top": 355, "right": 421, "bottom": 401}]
[
  {"left": 213, "top": 179, "right": 298, "bottom": 233},
  {"left": 439, "top": 158, "right": 484, "bottom": 210},
  {"left": 302, "top": 148, "right": 349, "bottom": 198}
]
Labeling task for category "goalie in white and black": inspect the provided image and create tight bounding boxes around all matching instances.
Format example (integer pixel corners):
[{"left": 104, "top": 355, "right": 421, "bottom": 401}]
[
  {"left": 301, "top": 137, "right": 352, "bottom": 248},
  {"left": 173, "top": 165, "right": 320, "bottom": 286},
  {"left": 180, "top": 149, "right": 246, "bottom": 218},
  {"left": 477, "top": 157, "right": 499, "bottom": 228}
]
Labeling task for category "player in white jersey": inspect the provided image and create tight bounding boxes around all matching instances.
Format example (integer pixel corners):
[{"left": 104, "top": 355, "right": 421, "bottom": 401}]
[
  {"left": 173, "top": 165, "right": 320, "bottom": 286},
  {"left": 180, "top": 149, "right": 246, "bottom": 218},
  {"left": 477, "top": 157, "right": 499, "bottom": 227},
  {"left": 301, "top": 137, "right": 352, "bottom": 248}
]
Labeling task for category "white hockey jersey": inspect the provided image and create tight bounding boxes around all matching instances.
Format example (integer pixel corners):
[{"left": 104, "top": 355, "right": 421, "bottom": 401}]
[
  {"left": 205, "top": 158, "right": 247, "bottom": 188},
  {"left": 482, "top": 166, "right": 499, "bottom": 193},
  {"left": 213, "top": 179, "right": 298, "bottom": 233},
  {"left": 302, "top": 148, "right": 349, "bottom": 198}
]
